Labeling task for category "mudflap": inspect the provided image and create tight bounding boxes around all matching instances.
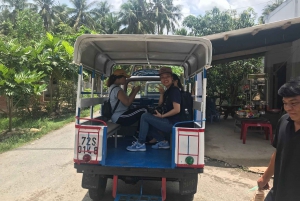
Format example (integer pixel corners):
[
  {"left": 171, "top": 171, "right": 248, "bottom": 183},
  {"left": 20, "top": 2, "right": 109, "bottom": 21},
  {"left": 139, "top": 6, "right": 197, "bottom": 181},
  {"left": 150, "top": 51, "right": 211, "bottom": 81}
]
[
  {"left": 179, "top": 174, "right": 198, "bottom": 195},
  {"left": 82, "top": 173, "right": 99, "bottom": 189}
]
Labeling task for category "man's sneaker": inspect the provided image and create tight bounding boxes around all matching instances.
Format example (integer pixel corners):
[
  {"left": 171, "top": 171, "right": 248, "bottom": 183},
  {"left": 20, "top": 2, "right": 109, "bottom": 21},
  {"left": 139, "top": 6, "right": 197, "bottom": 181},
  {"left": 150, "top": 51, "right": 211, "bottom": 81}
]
[
  {"left": 151, "top": 141, "right": 170, "bottom": 149},
  {"left": 126, "top": 141, "right": 146, "bottom": 152}
]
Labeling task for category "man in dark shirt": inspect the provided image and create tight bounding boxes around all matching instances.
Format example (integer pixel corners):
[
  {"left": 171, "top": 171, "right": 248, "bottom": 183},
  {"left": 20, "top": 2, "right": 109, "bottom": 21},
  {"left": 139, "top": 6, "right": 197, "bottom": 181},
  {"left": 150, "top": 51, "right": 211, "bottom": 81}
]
[{"left": 257, "top": 77, "right": 300, "bottom": 201}]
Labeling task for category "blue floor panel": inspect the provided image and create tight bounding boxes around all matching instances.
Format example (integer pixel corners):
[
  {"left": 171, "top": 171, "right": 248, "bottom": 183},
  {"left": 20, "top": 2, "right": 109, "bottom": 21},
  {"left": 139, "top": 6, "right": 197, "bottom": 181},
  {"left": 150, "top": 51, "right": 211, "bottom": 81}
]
[{"left": 105, "top": 136, "right": 172, "bottom": 169}]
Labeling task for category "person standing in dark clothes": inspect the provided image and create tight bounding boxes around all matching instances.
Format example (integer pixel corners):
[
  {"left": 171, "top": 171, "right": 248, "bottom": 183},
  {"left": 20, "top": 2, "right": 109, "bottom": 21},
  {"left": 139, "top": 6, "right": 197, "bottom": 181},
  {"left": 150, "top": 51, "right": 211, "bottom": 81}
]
[{"left": 257, "top": 77, "right": 300, "bottom": 201}]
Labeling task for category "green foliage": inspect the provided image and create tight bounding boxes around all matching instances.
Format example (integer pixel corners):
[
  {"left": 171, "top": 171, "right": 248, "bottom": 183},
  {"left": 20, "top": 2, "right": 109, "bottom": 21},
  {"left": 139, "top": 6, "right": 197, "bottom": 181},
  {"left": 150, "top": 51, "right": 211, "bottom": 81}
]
[
  {"left": 118, "top": 0, "right": 155, "bottom": 34},
  {"left": 15, "top": 9, "right": 45, "bottom": 44},
  {"left": 0, "top": 64, "right": 46, "bottom": 100},
  {"left": 0, "top": 105, "right": 100, "bottom": 153},
  {"left": 174, "top": 28, "right": 187, "bottom": 36},
  {"left": 207, "top": 59, "right": 262, "bottom": 105},
  {"left": 183, "top": 7, "right": 256, "bottom": 36},
  {"left": 0, "top": 21, "right": 13, "bottom": 36}
]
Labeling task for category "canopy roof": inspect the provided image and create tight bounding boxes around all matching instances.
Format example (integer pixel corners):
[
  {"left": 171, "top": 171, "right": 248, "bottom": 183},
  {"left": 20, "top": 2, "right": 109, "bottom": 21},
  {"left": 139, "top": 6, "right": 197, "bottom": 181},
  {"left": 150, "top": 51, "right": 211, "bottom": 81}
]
[
  {"left": 73, "top": 34, "right": 212, "bottom": 78},
  {"left": 205, "top": 17, "right": 300, "bottom": 64}
]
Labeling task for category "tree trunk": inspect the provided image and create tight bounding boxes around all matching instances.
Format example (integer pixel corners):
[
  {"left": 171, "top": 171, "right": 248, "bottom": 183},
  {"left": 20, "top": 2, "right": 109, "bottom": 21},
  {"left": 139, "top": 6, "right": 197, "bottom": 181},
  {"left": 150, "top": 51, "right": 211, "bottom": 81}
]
[
  {"left": 50, "top": 74, "right": 53, "bottom": 113},
  {"left": 139, "top": 0, "right": 147, "bottom": 15},
  {"left": 55, "top": 79, "right": 60, "bottom": 112},
  {"left": 8, "top": 97, "right": 13, "bottom": 132},
  {"left": 73, "top": 11, "right": 82, "bottom": 30}
]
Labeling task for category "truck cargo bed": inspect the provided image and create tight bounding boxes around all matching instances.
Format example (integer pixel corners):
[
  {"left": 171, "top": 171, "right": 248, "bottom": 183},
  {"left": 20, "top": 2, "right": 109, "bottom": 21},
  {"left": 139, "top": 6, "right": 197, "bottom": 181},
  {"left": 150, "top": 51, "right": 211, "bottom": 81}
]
[{"left": 105, "top": 136, "right": 172, "bottom": 169}]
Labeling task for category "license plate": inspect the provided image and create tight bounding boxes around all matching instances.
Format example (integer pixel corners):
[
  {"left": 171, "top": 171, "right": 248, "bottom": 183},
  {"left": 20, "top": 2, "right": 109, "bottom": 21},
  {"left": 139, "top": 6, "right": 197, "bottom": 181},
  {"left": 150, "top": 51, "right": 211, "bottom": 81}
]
[{"left": 78, "top": 134, "right": 98, "bottom": 155}]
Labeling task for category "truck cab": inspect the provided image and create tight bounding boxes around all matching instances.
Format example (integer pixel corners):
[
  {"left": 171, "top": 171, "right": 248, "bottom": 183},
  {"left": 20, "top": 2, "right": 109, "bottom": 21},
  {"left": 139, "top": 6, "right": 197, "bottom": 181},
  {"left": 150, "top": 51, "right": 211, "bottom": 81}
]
[{"left": 73, "top": 34, "right": 212, "bottom": 201}]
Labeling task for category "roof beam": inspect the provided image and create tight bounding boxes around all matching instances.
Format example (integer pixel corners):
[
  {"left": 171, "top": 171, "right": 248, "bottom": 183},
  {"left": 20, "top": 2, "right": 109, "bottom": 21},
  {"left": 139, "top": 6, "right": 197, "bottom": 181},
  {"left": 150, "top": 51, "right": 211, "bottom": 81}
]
[
  {"left": 90, "top": 42, "right": 116, "bottom": 65},
  {"left": 212, "top": 42, "right": 292, "bottom": 64},
  {"left": 282, "top": 21, "right": 292, "bottom": 29},
  {"left": 251, "top": 28, "right": 261, "bottom": 36},
  {"left": 113, "top": 60, "right": 183, "bottom": 65},
  {"left": 180, "top": 44, "right": 199, "bottom": 67},
  {"left": 104, "top": 51, "right": 188, "bottom": 57},
  {"left": 224, "top": 35, "right": 229, "bottom": 41}
]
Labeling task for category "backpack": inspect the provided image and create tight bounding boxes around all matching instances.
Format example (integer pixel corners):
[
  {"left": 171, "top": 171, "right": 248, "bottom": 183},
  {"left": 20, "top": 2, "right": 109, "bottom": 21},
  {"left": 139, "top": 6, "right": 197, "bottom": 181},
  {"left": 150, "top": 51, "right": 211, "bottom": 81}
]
[
  {"left": 102, "top": 86, "right": 120, "bottom": 120},
  {"left": 179, "top": 91, "right": 194, "bottom": 127}
]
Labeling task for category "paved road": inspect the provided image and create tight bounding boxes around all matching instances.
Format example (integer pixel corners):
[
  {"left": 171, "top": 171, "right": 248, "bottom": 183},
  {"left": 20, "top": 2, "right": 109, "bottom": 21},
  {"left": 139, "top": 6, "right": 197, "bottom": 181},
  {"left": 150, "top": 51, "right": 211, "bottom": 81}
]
[{"left": 0, "top": 122, "right": 268, "bottom": 201}]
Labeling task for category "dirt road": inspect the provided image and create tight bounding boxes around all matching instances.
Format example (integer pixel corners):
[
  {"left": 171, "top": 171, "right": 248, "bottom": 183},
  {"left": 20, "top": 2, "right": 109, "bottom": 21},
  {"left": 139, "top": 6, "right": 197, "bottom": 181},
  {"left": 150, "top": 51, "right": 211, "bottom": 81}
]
[{"left": 0, "top": 122, "right": 266, "bottom": 201}]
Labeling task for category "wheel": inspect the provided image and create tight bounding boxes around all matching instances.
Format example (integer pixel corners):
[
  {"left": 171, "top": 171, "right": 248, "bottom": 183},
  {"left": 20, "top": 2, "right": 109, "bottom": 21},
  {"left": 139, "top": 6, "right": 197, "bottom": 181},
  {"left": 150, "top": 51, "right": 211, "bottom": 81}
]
[
  {"left": 179, "top": 194, "right": 194, "bottom": 201},
  {"left": 88, "top": 177, "right": 107, "bottom": 201}
]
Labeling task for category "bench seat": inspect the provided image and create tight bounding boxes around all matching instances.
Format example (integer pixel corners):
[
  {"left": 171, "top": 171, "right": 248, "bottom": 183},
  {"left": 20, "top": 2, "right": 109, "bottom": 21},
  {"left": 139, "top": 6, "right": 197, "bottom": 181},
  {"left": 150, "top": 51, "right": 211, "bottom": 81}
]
[{"left": 106, "top": 122, "right": 121, "bottom": 137}]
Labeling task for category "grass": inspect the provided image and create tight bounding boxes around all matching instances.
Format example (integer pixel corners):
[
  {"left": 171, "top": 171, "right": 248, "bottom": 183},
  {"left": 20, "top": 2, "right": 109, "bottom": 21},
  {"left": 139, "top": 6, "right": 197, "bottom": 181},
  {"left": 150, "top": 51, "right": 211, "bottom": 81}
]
[{"left": 0, "top": 106, "right": 100, "bottom": 154}]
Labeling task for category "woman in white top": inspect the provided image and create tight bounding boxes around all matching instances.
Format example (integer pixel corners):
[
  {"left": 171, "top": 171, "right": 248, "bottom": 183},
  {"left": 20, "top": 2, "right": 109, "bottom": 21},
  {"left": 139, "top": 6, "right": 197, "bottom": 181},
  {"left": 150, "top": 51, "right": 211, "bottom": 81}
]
[{"left": 106, "top": 69, "right": 147, "bottom": 126}]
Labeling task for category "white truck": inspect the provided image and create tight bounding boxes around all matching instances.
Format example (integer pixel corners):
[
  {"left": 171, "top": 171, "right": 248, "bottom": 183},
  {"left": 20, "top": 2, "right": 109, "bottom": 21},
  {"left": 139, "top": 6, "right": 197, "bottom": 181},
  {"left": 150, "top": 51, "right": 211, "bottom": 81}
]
[{"left": 73, "top": 34, "right": 212, "bottom": 201}]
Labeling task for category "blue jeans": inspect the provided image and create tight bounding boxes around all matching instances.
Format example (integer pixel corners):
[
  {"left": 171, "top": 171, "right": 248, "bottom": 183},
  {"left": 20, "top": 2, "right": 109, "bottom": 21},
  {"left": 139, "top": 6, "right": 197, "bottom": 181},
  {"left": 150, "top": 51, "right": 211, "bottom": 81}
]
[{"left": 138, "top": 113, "right": 173, "bottom": 143}]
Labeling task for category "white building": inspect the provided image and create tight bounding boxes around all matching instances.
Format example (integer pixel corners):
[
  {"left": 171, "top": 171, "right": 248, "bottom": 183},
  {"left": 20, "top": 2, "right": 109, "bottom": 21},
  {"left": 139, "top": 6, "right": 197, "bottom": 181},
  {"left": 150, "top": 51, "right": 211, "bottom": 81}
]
[{"left": 265, "top": 0, "right": 300, "bottom": 23}]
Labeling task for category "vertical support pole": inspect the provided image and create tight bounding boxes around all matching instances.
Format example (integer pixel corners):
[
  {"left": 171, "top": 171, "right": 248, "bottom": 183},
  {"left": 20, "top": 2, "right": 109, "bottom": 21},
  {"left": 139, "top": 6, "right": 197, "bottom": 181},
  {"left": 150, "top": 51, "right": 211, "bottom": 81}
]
[
  {"left": 171, "top": 126, "right": 176, "bottom": 168},
  {"left": 194, "top": 74, "right": 198, "bottom": 123},
  {"left": 99, "top": 75, "right": 105, "bottom": 116},
  {"left": 202, "top": 67, "right": 207, "bottom": 129},
  {"left": 161, "top": 177, "right": 166, "bottom": 201},
  {"left": 100, "top": 75, "right": 104, "bottom": 97},
  {"left": 76, "top": 65, "right": 83, "bottom": 124},
  {"left": 266, "top": 77, "right": 269, "bottom": 109},
  {"left": 90, "top": 70, "right": 95, "bottom": 118},
  {"left": 112, "top": 175, "right": 118, "bottom": 198}
]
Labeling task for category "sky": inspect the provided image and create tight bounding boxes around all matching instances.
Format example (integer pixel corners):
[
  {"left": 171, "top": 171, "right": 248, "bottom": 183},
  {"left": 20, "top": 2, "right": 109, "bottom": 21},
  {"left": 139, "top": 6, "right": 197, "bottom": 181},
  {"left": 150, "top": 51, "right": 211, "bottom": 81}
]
[{"left": 58, "top": 0, "right": 273, "bottom": 21}]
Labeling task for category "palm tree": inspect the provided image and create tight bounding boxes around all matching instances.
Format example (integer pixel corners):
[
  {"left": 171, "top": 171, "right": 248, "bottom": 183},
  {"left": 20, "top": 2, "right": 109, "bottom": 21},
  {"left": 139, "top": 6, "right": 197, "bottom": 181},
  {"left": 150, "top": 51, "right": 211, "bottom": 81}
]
[
  {"left": 102, "top": 12, "right": 120, "bottom": 34},
  {"left": 118, "top": 0, "right": 154, "bottom": 34},
  {"left": 1, "top": 0, "right": 28, "bottom": 11},
  {"left": 149, "top": 0, "right": 182, "bottom": 34},
  {"left": 67, "top": 0, "right": 96, "bottom": 30},
  {"left": 33, "top": 0, "right": 55, "bottom": 30},
  {"left": 0, "top": 0, "right": 33, "bottom": 25},
  {"left": 52, "top": 4, "right": 69, "bottom": 25},
  {"left": 90, "top": 1, "right": 112, "bottom": 33},
  {"left": 91, "top": 1, "right": 111, "bottom": 19}
]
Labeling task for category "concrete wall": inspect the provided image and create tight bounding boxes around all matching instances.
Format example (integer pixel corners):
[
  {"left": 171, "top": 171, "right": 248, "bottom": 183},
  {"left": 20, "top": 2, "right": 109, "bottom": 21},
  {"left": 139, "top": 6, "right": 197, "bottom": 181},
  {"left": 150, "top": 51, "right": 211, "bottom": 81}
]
[
  {"left": 264, "top": 44, "right": 292, "bottom": 108},
  {"left": 264, "top": 38, "right": 300, "bottom": 108},
  {"left": 265, "top": 0, "right": 299, "bottom": 23}
]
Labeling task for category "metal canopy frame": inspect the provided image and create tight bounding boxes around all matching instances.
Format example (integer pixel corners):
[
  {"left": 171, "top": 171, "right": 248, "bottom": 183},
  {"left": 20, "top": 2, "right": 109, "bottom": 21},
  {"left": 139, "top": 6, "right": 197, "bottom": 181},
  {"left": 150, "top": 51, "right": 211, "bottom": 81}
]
[{"left": 73, "top": 34, "right": 212, "bottom": 79}]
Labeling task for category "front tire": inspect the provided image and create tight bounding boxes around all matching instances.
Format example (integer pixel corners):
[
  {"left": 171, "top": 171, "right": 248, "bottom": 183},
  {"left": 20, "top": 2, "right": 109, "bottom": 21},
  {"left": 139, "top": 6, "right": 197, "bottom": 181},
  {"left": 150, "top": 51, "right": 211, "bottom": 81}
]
[{"left": 88, "top": 177, "right": 107, "bottom": 201}]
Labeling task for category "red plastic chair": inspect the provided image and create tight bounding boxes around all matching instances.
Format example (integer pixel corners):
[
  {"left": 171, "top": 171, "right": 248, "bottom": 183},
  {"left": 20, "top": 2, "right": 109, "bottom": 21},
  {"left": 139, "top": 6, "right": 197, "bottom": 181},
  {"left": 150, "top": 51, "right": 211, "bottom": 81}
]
[{"left": 240, "top": 121, "right": 273, "bottom": 144}]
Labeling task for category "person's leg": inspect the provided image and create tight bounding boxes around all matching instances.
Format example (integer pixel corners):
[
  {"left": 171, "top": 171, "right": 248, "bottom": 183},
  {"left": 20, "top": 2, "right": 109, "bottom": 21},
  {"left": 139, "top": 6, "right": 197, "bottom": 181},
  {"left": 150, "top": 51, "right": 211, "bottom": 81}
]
[
  {"left": 126, "top": 113, "right": 172, "bottom": 151},
  {"left": 147, "top": 126, "right": 163, "bottom": 143},
  {"left": 138, "top": 113, "right": 172, "bottom": 144},
  {"left": 116, "top": 108, "right": 147, "bottom": 126},
  {"left": 264, "top": 188, "right": 274, "bottom": 201}
]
